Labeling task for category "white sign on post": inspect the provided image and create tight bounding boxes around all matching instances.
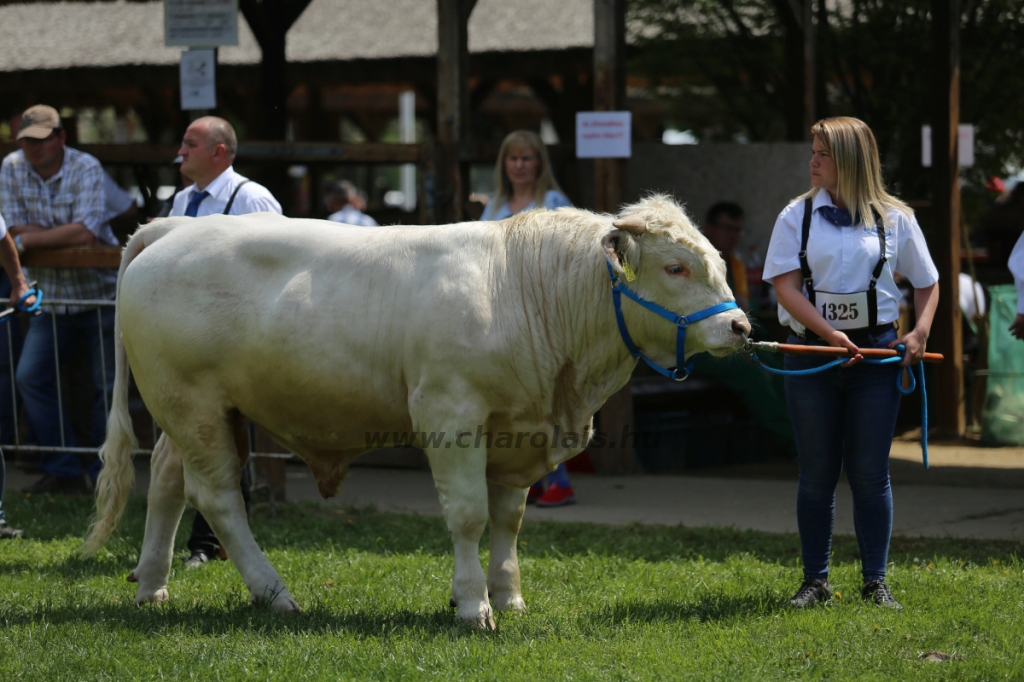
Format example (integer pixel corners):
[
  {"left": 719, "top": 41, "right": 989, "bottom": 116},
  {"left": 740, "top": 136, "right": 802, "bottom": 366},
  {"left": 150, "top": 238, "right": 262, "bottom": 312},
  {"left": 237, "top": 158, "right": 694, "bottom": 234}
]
[
  {"left": 165, "top": 0, "right": 239, "bottom": 47},
  {"left": 921, "top": 124, "right": 974, "bottom": 167},
  {"left": 180, "top": 49, "right": 217, "bottom": 110},
  {"left": 576, "top": 112, "right": 632, "bottom": 158}
]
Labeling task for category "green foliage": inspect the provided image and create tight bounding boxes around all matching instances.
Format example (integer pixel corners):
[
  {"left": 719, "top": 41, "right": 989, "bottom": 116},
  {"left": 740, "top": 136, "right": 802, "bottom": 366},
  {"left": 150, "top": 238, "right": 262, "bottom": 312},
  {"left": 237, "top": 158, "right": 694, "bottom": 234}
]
[
  {"left": 629, "top": 0, "right": 1024, "bottom": 207},
  {"left": 1, "top": 493, "right": 1022, "bottom": 680},
  {"left": 630, "top": 0, "right": 791, "bottom": 142}
]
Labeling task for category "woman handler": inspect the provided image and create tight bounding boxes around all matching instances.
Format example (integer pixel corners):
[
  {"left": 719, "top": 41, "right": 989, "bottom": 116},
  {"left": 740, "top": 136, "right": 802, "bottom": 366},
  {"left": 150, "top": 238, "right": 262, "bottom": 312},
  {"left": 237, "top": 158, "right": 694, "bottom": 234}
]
[{"left": 763, "top": 117, "right": 939, "bottom": 610}]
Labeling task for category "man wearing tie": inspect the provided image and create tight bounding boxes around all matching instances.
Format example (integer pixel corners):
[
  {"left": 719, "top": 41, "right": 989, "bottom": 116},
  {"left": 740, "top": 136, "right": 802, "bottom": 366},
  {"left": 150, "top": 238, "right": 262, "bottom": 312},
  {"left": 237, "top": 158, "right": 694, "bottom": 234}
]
[
  {"left": 170, "top": 117, "right": 281, "bottom": 218},
  {"left": 168, "top": 116, "right": 281, "bottom": 567}
]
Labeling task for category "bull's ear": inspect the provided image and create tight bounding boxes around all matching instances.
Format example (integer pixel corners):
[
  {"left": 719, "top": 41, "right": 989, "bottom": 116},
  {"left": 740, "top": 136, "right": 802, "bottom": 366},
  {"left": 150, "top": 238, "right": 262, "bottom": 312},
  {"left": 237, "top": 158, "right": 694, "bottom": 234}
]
[
  {"left": 612, "top": 215, "right": 647, "bottom": 236},
  {"left": 601, "top": 230, "right": 632, "bottom": 271}
]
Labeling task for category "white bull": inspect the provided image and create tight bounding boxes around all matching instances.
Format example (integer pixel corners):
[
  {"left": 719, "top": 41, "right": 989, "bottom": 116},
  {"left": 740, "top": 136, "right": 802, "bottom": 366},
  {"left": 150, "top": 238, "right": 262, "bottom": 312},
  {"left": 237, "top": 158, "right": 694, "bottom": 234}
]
[{"left": 82, "top": 195, "right": 750, "bottom": 628}]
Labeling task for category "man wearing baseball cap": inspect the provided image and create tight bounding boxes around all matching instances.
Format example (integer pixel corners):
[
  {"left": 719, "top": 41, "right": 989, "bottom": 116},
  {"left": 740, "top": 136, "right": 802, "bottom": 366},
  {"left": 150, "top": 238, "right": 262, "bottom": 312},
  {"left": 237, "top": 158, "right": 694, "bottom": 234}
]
[{"left": 0, "top": 104, "right": 120, "bottom": 495}]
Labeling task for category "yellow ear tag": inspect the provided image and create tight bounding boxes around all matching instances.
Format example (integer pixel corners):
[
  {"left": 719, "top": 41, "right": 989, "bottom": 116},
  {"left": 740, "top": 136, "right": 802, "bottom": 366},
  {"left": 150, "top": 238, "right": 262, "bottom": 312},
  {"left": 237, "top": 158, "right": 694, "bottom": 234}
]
[{"left": 621, "top": 262, "right": 637, "bottom": 282}]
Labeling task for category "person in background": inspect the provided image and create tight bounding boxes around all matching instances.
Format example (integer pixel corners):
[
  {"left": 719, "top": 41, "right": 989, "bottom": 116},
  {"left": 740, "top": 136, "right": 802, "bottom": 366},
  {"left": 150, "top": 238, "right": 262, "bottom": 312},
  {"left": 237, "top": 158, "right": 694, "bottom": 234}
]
[
  {"left": 690, "top": 202, "right": 797, "bottom": 459},
  {"left": 703, "top": 202, "right": 750, "bottom": 311},
  {"left": 326, "top": 179, "right": 377, "bottom": 226},
  {"left": 481, "top": 130, "right": 571, "bottom": 221},
  {"left": 764, "top": 117, "right": 938, "bottom": 610},
  {"left": 170, "top": 117, "right": 281, "bottom": 218},
  {"left": 168, "top": 115, "right": 281, "bottom": 567},
  {"left": 979, "top": 184, "right": 1024, "bottom": 271},
  {"left": 0, "top": 211, "right": 34, "bottom": 538},
  {"left": 1008, "top": 230, "right": 1024, "bottom": 340},
  {"left": 0, "top": 104, "right": 119, "bottom": 495},
  {"left": 480, "top": 129, "right": 575, "bottom": 507},
  {"left": 103, "top": 171, "right": 140, "bottom": 243}
]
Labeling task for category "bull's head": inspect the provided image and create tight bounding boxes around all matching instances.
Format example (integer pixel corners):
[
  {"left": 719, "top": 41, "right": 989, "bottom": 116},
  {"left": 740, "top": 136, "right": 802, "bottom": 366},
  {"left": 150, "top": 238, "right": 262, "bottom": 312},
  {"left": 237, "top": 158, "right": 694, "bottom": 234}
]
[{"left": 601, "top": 195, "right": 751, "bottom": 364}]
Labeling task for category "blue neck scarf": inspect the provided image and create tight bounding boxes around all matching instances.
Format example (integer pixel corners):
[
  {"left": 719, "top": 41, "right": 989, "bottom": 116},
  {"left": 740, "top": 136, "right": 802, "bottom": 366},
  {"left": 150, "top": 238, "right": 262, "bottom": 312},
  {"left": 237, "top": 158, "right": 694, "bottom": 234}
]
[{"left": 819, "top": 205, "right": 859, "bottom": 227}]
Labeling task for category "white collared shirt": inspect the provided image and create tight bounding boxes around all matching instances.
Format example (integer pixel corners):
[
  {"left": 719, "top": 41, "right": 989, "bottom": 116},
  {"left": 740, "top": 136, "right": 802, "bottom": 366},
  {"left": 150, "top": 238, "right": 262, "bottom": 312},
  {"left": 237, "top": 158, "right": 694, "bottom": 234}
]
[
  {"left": 1008, "top": 232, "right": 1024, "bottom": 314},
  {"left": 764, "top": 189, "right": 939, "bottom": 332},
  {"left": 169, "top": 166, "right": 282, "bottom": 217}
]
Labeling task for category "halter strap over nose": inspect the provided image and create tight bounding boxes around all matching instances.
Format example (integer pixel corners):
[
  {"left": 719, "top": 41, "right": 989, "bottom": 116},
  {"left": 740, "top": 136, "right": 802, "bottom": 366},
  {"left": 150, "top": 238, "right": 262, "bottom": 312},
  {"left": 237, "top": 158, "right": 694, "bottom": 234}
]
[{"left": 605, "top": 257, "right": 738, "bottom": 381}]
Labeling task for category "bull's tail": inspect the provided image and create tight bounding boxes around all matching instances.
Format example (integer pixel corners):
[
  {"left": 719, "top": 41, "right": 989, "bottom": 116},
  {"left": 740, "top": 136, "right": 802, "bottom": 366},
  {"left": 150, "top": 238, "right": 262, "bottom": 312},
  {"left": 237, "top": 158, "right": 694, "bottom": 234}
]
[{"left": 82, "top": 220, "right": 182, "bottom": 558}]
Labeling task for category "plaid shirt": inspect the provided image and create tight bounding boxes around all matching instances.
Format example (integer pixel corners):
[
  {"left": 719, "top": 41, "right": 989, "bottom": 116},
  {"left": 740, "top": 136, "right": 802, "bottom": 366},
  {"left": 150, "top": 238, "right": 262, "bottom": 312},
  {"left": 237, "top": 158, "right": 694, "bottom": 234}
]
[{"left": 0, "top": 147, "right": 119, "bottom": 314}]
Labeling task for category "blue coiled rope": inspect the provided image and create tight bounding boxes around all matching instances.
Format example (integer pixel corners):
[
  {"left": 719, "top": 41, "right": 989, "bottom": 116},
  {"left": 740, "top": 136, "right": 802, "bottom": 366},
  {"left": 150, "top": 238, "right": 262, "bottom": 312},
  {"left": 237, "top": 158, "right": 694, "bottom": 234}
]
[
  {"left": 15, "top": 286, "right": 43, "bottom": 314},
  {"left": 749, "top": 343, "right": 929, "bottom": 468},
  {"left": 0, "top": 285, "right": 44, "bottom": 322}
]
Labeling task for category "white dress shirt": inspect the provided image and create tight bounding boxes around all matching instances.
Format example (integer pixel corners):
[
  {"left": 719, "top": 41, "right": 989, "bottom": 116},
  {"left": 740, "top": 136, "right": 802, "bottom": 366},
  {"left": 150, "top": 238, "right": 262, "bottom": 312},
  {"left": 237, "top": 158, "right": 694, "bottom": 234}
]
[
  {"left": 169, "top": 166, "right": 282, "bottom": 217},
  {"left": 1008, "top": 231, "right": 1024, "bottom": 314},
  {"left": 764, "top": 189, "right": 939, "bottom": 333}
]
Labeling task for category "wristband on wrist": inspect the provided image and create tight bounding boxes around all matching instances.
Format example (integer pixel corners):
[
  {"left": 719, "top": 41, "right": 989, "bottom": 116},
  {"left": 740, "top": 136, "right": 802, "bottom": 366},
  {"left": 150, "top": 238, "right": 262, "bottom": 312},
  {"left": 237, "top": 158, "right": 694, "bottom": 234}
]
[{"left": 14, "top": 234, "right": 25, "bottom": 254}]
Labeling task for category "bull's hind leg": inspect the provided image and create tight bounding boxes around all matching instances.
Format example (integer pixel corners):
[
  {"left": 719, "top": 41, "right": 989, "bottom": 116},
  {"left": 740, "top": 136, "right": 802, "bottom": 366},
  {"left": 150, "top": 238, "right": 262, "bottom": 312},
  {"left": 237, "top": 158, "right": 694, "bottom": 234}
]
[
  {"left": 130, "top": 433, "right": 186, "bottom": 604},
  {"left": 486, "top": 482, "right": 528, "bottom": 613},
  {"left": 422, "top": 424, "right": 494, "bottom": 629},
  {"left": 176, "top": 409, "right": 299, "bottom": 613}
]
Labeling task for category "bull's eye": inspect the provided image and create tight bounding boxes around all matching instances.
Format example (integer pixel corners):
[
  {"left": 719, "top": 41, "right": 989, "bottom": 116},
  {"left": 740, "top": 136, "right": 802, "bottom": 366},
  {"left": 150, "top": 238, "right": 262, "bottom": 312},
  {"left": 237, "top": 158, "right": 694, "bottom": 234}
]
[{"left": 665, "top": 264, "right": 688, "bottom": 277}]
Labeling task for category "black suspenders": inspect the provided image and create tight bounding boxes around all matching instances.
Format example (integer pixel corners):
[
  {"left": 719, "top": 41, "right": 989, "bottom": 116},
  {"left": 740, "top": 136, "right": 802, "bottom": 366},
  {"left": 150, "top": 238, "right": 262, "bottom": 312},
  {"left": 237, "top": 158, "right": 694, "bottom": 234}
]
[
  {"left": 223, "top": 180, "right": 251, "bottom": 215},
  {"left": 799, "top": 197, "right": 888, "bottom": 328},
  {"left": 865, "top": 209, "right": 887, "bottom": 328},
  {"left": 799, "top": 198, "right": 817, "bottom": 309}
]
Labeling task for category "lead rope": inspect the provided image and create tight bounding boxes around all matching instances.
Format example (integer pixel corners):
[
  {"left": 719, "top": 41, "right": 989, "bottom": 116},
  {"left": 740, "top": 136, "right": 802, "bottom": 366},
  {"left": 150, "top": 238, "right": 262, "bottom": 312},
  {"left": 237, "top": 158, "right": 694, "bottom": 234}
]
[
  {"left": 0, "top": 283, "right": 44, "bottom": 323},
  {"left": 747, "top": 343, "right": 929, "bottom": 468}
]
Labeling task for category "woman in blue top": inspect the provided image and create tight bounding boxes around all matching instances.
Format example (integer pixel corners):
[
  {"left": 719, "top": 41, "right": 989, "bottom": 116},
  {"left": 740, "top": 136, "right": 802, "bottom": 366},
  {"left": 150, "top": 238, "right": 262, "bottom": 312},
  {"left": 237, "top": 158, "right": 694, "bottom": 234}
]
[
  {"left": 481, "top": 130, "right": 575, "bottom": 507},
  {"left": 481, "top": 130, "right": 571, "bottom": 221}
]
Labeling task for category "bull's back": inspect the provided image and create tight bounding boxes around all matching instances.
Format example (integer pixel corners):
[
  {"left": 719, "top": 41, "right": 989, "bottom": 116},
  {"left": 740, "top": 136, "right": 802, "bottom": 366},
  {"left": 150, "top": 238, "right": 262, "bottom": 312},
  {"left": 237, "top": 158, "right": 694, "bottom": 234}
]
[{"left": 119, "top": 215, "right": 506, "bottom": 448}]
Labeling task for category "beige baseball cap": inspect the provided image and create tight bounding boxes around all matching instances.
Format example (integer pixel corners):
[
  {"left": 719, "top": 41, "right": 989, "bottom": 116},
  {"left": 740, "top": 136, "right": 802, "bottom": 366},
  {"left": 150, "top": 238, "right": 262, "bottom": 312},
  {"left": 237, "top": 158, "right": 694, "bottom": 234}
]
[{"left": 17, "top": 105, "right": 61, "bottom": 140}]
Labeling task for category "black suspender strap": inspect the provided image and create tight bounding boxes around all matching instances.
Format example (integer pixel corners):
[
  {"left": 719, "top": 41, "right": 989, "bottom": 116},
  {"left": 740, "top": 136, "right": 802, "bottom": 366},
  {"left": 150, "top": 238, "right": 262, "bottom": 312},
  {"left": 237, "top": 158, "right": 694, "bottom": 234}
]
[
  {"left": 866, "top": 209, "right": 887, "bottom": 328},
  {"left": 798, "top": 197, "right": 815, "bottom": 308},
  {"left": 223, "top": 180, "right": 251, "bottom": 215}
]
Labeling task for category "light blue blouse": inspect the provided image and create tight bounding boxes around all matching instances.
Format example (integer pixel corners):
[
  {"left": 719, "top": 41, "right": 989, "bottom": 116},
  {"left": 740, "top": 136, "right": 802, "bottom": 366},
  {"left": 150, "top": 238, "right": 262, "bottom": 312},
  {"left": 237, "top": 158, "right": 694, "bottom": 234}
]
[{"left": 480, "top": 189, "right": 572, "bottom": 221}]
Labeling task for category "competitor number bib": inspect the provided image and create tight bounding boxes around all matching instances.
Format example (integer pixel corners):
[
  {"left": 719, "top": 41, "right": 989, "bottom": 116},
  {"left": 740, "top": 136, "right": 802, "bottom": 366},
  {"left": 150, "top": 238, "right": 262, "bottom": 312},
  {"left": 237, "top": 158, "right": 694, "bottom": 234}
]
[{"left": 815, "top": 290, "right": 870, "bottom": 330}]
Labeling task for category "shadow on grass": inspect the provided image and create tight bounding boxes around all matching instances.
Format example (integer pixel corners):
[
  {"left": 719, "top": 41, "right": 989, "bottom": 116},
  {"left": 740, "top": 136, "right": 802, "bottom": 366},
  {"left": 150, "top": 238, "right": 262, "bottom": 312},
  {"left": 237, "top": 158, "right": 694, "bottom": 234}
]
[
  {"left": 0, "top": 592, "right": 778, "bottom": 636},
  {"left": 0, "top": 600, "right": 509, "bottom": 639},
  {"left": 590, "top": 592, "right": 781, "bottom": 627}
]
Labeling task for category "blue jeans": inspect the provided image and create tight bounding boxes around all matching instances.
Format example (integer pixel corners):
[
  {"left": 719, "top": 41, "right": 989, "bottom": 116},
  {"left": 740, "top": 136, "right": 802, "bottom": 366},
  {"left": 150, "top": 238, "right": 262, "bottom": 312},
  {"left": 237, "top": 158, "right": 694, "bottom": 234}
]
[
  {"left": 784, "top": 326, "right": 902, "bottom": 583},
  {"left": 16, "top": 308, "right": 115, "bottom": 479}
]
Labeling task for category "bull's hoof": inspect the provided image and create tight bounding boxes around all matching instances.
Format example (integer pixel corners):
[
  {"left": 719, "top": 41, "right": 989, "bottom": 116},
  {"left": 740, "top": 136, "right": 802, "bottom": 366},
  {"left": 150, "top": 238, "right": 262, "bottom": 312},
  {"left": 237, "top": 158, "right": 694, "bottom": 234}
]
[
  {"left": 252, "top": 593, "right": 302, "bottom": 614},
  {"left": 126, "top": 570, "right": 138, "bottom": 583},
  {"left": 135, "top": 587, "right": 169, "bottom": 605},
  {"left": 491, "top": 593, "right": 526, "bottom": 613},
  {"left": 271, "top": 597, "right": 302, "bottom": 614},
  {"left": 457, "top": 603, "right": 495, "bottom": 630}
]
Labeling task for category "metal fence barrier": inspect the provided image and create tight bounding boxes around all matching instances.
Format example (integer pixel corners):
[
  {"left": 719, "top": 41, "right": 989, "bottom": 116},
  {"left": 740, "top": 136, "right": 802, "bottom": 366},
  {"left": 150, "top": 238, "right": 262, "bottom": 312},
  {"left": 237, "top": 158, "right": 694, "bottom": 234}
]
[{"left": 2, "top": 297, "right": 293, "bottom": 460}]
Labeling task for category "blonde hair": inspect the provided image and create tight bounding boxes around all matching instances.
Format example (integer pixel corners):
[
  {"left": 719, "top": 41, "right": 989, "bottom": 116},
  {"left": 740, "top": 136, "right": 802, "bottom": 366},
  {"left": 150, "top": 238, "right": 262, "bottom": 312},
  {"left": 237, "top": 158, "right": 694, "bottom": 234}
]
[
  {"left": 492, "top": 130, "right": 563, "bottom": 211},
  {"left": 803, "top": 117, "right": 911, "bottom": 229}
]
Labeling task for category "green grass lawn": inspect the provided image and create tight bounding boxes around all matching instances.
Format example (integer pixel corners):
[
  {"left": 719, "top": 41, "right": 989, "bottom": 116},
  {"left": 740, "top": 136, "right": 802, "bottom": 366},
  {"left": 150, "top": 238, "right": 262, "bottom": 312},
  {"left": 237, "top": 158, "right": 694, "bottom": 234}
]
[{"left": 1, "top": 492, "right": 1022, "bottom": 681}]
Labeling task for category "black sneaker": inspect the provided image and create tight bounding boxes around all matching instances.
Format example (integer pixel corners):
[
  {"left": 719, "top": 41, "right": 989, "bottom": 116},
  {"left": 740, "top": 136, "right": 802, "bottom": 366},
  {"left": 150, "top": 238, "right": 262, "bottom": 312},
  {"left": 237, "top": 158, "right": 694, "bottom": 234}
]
[
  {"left": 789, "top": 578, "right": 833, "bottom": 608},
  {"left": 862, "top": 579, "right": 903, "bottom": 610},
  {"left": 182, "top": 549, "right": 215, "bottom": 569},
  {"left": 22, "top": 473, "right": 91, "bottom": 495},
  {"left": 0, "top": 521, "right": 24, "bottom": 539}
]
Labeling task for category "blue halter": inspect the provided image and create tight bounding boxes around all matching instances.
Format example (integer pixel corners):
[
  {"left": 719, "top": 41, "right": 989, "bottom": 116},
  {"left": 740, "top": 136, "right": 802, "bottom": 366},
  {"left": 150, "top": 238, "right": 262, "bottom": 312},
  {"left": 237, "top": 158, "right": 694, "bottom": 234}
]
[{"left": 606, "top": 257, "right": 739, "bottom": 381}]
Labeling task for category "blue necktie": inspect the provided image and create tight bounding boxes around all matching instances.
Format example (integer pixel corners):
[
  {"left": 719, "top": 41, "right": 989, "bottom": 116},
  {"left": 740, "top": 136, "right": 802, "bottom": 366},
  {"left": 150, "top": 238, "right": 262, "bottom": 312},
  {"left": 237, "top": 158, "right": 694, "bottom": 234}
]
[
  {"left": 184, "top": 190, "right": 210, "bottom": 217},
  {"left": 819, "top": 205, "right": 857, "bottom": 227}
]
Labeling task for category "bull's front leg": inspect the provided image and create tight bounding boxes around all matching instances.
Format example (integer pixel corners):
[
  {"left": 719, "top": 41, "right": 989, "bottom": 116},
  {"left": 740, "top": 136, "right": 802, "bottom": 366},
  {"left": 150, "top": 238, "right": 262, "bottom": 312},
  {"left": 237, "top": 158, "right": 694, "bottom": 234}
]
[
  {"left": 422, "top": 424, "right": 494, "bottom": 629},
  {"left": 129, "top": 433, "right": 186, "bottom": 605},
  {"left": 486, "top": 482, "right": 528, "bottom": 613}
]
